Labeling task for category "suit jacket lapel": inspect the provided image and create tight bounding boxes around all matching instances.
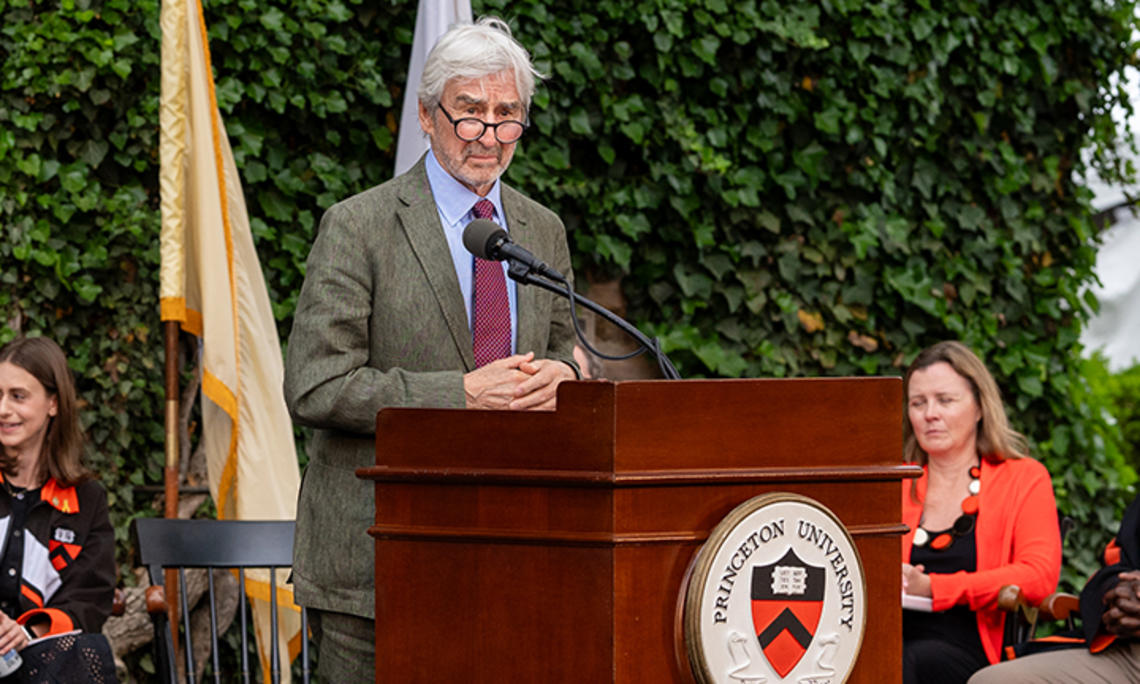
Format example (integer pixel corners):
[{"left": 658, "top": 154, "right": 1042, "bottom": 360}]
[
  {"left": 503, "top": 189, "right": 541, "bottom": 355},
  {"left": 395, "top": 159, "right": 476, "bottom": 371}
]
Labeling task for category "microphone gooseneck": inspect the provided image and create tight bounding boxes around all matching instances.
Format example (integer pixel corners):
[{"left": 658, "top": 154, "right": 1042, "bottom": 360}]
[{"left": 461, "top": 218, "right": 681, "bottom": 379}]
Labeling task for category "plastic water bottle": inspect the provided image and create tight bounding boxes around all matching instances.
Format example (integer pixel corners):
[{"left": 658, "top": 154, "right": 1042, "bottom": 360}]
[
  {"left": 0, "top": 627, "right": 31, "bottom": 678},
  {"left": 0, "top": 646, "right": 19, "bottom": 678}
]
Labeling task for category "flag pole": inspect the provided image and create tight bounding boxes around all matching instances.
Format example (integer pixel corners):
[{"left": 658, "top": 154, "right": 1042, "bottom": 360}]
[
  {"left": 164, "top": 320, "right": 180, "bottom": 518},
  {"left": 163, "top": 319, "right": 181, "bottom": 661}
]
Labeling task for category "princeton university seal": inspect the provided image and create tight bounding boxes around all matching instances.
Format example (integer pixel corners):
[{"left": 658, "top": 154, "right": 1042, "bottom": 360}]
[{"left": 684, "top": 493, "right": 867, "bottom": 684}]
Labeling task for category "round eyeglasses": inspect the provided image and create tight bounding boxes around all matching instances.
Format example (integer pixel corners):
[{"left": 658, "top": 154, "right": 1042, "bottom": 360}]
[{"left": 437, "top": 103, "right": 529, "bottom": 144}]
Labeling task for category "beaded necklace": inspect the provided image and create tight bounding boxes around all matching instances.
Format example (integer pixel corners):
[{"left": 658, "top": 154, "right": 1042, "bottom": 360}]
[{"left": 913, "top": 464, "right": 981, "bottom": 550}]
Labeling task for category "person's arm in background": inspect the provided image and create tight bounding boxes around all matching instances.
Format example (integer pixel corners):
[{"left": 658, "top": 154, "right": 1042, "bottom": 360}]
[
  {"left": 1079, "top": 494, "right": 1140, "bottom": 647},
  {"left": 927, "top": 460, "right": 1062, "bottom": 610},
  {"left": 19, "top": 484, "right": 115, "bottom": 637}
]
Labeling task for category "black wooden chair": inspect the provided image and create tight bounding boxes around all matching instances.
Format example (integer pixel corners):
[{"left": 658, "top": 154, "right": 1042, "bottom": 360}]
[{"left": 132, "top": 518, "right": 311, "bottom": 684}]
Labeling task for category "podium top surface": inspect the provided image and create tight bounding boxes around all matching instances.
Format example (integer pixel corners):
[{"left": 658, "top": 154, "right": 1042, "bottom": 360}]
[{"left": 368, "top": 377, "right": 903, "bottom": 476}]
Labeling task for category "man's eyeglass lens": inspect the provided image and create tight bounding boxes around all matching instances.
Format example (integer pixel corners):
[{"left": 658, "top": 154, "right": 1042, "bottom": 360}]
[{"left": 439, "top": 104, "right": 526, "bottom": 143}]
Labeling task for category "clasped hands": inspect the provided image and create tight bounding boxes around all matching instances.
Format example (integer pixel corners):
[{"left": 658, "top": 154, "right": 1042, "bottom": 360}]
[
  {"left": 1103, "top": 570, "right": 1140, "bottom": 638},
  {"left": 463, "top": 352, "right": 576, "bottom": 411},
  {"left": 902, "top": 562, "right": 932, "bottom": 598}
]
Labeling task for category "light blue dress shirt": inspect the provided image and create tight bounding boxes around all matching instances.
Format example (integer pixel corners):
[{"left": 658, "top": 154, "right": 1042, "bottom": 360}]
[{"left": 423, "top": 149, "right": 518, "bottom": 354}]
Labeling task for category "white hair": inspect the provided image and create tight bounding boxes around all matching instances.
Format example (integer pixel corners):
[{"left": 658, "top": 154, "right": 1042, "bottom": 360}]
[{"left": 417, "top": 16, "right": 544, "bottom": 112}]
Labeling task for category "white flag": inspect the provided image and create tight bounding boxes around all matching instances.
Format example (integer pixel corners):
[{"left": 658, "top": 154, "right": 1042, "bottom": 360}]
[{"left": 393, "top": 0, "right": 473, "bottom": 176}]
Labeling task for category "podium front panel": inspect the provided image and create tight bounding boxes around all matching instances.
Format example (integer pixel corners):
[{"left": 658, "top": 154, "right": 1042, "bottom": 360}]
[{"left": 363, "top": 378, "right": 912, "bottom": 683}]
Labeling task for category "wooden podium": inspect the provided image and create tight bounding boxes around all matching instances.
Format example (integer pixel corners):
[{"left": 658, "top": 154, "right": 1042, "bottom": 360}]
[{"left": 358, "top": 378, "right": 918, "bottom": 683}]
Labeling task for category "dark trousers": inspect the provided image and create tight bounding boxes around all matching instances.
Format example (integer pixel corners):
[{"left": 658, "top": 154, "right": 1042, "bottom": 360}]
[
  {"left": 310, "top": 608, "right": 375, "bottom": 683},
  {"left": 904, "top": 637, "right": 990, "bottom": 684}
]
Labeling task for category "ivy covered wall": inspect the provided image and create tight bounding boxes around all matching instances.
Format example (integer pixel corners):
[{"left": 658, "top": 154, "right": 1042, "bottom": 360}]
[{"left": 1, "top": 0, "right": 1137, "bottom": 593}]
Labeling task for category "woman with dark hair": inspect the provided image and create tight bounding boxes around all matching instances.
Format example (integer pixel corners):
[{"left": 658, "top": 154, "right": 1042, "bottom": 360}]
[
  {"left": 901, "top": 341, "right": 1061, "bottom": 684},
  {"left": 0, "top": 336, "right": 115, "bottom": 672}
]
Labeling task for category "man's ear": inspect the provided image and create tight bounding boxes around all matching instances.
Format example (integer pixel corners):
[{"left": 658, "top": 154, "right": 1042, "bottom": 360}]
[{"left": 418, "top": 101, "right": 433, "bottom": 136}]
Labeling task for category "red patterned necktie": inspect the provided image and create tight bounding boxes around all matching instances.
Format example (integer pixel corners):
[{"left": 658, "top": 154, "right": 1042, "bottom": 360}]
[{"left": 471, "top": 199, "right": 511, "bottom": 367}]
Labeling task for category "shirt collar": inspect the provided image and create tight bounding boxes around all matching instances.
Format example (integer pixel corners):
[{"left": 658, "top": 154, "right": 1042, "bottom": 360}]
[
  {"left": 41, "top": 478, "right": 78, "bottom": 514},
  {"left": 424, "top": 148, "right": 506, "bottom": 228},
  {"left": 0, "top": 473, "right": 78, "bottom": 513}
]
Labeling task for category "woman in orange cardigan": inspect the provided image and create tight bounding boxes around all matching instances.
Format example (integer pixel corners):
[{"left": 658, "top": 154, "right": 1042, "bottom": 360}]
[{"left": 900, "top": 341, "right": 1061, "bottom": 684}]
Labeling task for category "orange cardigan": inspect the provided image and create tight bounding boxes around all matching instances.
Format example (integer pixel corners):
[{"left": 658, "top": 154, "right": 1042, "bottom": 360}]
[{"left": 901, "top": 454, "right": 1062, "bottom": 665}]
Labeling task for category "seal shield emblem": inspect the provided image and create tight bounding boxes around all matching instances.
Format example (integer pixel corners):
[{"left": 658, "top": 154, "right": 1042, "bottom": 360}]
[
  {"left": 683, "top": 492, "right": 867, "bottom": 684},
  {"left": 750, "top": 548, "right": 825, "bottom": 677}
]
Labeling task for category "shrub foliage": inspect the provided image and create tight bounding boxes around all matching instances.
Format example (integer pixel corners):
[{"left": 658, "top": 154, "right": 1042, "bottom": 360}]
[
  {"left": 0, "top": 0, "right": 1136, "bottom": 602},
  {"left": 492, "top": 0, "right": 1139, "bottom": 587}
]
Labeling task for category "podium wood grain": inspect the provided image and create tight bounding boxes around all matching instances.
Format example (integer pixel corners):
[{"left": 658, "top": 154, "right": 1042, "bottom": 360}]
[{"left": 359, "top": 378, "right": 917, "bottom": 683}]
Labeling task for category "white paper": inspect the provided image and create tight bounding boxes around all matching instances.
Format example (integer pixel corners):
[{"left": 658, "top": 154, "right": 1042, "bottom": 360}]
[{"left": 902, "top": 592, "right": 933, "bottom": 612}]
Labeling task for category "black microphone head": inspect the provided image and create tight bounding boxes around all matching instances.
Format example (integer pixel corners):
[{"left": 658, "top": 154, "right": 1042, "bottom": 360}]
[{"left": 462, "top": 218, "right": 507, "bottom": 260}]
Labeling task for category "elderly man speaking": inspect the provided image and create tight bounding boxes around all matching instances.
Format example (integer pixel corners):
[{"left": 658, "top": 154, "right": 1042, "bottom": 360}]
[{"left": 283, "top": 17, "right": 578, "bottom": 681}]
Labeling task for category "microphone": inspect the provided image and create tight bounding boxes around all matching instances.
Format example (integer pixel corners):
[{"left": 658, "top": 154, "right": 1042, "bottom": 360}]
[
  {"left": 463, "top": 220, "right": 681, "bottom": 379},
  {"left": 462, "top": 218, "right": 565, "bottom": 281}
]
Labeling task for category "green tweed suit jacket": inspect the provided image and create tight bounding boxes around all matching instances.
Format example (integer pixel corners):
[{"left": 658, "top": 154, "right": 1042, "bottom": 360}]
[{"left": 284, "top": 156, "right": 577, "bottom": 618}]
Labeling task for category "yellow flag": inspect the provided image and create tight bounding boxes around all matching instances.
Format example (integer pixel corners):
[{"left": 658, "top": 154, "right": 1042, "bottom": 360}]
[{"left": 159, "top": 0, "right": 302, "bottom": 677}]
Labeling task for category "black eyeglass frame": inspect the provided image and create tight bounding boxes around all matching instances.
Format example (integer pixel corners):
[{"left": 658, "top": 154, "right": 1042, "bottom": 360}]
[{"left": 436, "top": 103, "right": 529, "bottom": 144}]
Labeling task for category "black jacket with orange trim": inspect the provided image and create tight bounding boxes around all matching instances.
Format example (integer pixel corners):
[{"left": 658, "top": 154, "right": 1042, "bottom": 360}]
[
  {"left": 0, "top": 476, "right": 115, "bottom": 635},
  {"left": 1078, "top": 492, "right": 1140, "bottom": 651},
  {"left": 1012, "top": 493, "right": 1140, "bottom": 659}
]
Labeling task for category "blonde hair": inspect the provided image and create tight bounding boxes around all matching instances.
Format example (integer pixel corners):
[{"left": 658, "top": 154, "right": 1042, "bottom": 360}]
[{"left": 902, "top": 340, "right": 1029, "bottom": 467}]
